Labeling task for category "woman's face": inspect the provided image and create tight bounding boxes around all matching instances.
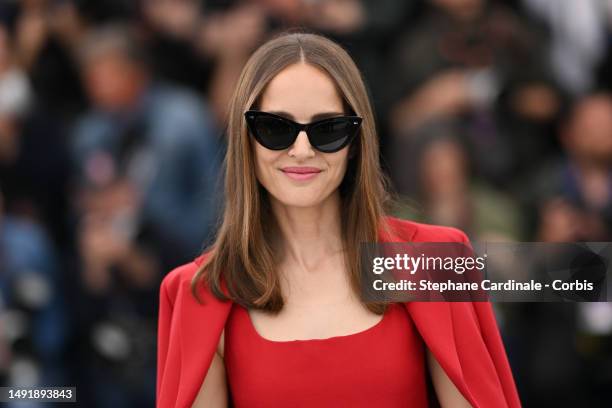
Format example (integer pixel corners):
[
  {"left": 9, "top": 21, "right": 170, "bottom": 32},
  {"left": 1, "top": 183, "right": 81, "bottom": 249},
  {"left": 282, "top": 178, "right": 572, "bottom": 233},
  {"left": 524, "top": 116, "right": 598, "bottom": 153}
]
[{"left": 253, "top": 63, "right": 350, "bottom": 208}]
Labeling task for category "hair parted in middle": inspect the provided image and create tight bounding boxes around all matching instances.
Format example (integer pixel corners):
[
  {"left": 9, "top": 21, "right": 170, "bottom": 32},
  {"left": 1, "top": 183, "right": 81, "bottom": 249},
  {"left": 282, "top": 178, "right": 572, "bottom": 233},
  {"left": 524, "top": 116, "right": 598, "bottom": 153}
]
[{"left": 191, "top": 30, "right": 396, "bottom": 314}]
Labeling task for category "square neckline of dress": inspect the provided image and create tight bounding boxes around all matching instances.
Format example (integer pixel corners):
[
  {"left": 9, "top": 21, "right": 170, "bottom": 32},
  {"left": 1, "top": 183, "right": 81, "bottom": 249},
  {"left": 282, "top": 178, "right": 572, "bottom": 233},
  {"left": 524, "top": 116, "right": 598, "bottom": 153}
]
[{"left": 234, "top": 302, "right": 396, "bottom": 344}]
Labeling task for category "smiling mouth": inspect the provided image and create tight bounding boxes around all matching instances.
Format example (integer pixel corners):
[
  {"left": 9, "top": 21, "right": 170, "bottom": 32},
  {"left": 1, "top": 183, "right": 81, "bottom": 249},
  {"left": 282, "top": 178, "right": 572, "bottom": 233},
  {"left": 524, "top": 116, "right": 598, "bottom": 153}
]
[{"left": 280, "top": 167, "right": 322, "bottom": 181}]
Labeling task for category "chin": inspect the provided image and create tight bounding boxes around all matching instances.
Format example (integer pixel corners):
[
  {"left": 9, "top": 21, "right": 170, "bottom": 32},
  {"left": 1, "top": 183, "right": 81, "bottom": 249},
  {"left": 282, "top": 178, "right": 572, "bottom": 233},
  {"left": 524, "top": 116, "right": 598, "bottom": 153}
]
[
  {"left": 272, "top": 192, "right": 325, "bottom": 208},
  {"left": 267, "top": 182, "right": 332, "bottom": 207}
]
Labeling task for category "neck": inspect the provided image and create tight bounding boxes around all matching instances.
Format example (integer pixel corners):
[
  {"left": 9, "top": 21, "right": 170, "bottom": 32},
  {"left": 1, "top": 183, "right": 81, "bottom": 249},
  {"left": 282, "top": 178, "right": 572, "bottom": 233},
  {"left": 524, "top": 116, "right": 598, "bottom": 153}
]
[{"left": 270, "top": 191, "right": 344, "bottom": 273}]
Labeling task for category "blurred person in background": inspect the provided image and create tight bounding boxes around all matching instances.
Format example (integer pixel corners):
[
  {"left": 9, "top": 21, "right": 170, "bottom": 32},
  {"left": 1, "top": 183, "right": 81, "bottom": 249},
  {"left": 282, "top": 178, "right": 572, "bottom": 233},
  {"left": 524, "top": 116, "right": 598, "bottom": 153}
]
[
  {"left": 533, "top": 92, "right": 612, "bottom": 242},
  {"left": 391, "top": 124, "right": 525, "bottom": 242},
  {"left": 71, "top": 23, "right": 223, "bottom": 263},
  {"left": 0, "top": 19, "right": 73, "bottom": 250},
  {"left": 521, "top": 0, "right": 608, "bottom": 96},
  {"left": 70, "top": 176, "right": 170, "bottom": 408},
  {"left": 0, "top": 190, "right": 69, "bottom": 404},
  {"left": 5, "top": 0, "right": 87, "bottom": 121},
  {"left": 387, "top": 0, "right": 561, "bottom": 188}
]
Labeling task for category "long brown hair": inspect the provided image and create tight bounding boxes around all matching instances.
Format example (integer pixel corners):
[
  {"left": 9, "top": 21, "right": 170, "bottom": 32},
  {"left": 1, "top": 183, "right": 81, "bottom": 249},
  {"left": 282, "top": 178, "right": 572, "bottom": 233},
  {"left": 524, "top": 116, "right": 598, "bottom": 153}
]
[{"left": 191, "top": 31, "right": 394, "bottom": 314}]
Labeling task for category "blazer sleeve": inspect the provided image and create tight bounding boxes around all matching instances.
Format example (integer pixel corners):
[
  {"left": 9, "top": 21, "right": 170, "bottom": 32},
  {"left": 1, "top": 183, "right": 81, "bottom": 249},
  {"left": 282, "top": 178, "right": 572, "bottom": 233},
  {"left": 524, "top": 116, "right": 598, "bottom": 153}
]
[
  {"left": 406, "top": 301, "right": 521, "bottom": 408},
  {"left": 399, "top": 221, "right": 521, "bottom": 408},
  {"left": 156, "top": 258, "right": 233, "bottom": 408},
  {"left": 156, "top": 269, "right": 176, "bottom": 406}
]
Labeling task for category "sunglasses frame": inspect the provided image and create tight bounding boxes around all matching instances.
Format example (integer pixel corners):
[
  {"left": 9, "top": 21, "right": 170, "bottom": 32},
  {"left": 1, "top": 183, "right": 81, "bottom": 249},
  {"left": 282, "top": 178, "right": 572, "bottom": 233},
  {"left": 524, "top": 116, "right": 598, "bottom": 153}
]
[{"left": 244, "top": 110, "right": 362, "bottom": 153}]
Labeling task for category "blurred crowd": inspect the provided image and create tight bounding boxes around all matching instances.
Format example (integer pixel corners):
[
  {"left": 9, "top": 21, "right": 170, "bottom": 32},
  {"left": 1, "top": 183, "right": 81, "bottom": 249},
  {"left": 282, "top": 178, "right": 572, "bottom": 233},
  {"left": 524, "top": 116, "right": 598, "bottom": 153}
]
[{"left": 0, "top": 0, "right": 611, "bottom": 406}]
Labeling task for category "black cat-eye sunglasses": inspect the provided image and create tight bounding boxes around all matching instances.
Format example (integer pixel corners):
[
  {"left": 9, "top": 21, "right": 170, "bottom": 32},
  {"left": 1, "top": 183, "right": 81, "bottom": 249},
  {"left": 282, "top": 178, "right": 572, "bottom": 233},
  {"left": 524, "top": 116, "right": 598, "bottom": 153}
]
[{"left": 244, "top": 110, "right": 362, "bottom": 153}]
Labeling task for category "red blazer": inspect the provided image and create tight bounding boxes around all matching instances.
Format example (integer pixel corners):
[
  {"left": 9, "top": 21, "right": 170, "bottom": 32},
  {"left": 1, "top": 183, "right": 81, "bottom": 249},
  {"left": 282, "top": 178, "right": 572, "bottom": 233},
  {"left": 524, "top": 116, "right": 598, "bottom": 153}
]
[{"left": 156, "top": 216, "right": 522, "bottom": 408}]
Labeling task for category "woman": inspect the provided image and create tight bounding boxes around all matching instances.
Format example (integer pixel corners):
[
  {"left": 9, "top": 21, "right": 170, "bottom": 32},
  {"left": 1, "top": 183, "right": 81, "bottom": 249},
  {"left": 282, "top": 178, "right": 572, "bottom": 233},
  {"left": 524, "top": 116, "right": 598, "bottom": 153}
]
[{"left": 157, "top": 32, "right": 521, "bottom": 408}]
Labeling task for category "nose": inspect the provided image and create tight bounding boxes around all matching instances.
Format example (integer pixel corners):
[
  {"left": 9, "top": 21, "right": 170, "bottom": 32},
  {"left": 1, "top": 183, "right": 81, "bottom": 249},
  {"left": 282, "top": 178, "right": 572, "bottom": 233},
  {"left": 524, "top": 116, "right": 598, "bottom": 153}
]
[{"left": 288, "top": 130, "right": 315, "bottom": 159}]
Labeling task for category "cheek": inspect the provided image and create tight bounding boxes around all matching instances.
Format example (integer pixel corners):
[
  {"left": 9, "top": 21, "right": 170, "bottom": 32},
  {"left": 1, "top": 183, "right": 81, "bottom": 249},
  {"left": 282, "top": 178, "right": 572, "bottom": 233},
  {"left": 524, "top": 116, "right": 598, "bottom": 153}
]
[
  {"left": 327, "top": 153, "right": 349, "bottom": 184},
  {"left": 254, "top": 144, "right": 280, "bottom": 185}
]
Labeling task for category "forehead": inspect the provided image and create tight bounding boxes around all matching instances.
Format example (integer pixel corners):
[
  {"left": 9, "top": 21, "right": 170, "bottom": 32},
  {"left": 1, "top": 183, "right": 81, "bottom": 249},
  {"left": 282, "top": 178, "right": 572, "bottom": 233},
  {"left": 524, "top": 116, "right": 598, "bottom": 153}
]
[{"left": 258, "top": 63, "right": 344, "bottom": 121}]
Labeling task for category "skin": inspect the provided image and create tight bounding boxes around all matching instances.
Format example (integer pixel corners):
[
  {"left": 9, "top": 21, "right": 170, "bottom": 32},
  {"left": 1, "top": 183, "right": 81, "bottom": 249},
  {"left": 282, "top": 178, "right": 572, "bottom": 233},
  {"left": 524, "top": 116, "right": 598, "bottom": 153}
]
[
  {"left": 82, "top": 52, "right": 148, "bottom": 111},
  {"left": 193, "top": 62, "right": 472, "bottom": 408}
]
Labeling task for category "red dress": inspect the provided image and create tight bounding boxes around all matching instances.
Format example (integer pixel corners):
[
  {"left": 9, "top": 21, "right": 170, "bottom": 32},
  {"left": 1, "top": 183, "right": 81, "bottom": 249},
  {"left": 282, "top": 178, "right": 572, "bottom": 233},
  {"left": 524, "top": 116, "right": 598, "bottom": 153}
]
[
  {"left": 156, "top": 216, "right": 522, "bottom": 408},
  {"left": 224, "top": 303, "right": 429, "bottom": 407}
]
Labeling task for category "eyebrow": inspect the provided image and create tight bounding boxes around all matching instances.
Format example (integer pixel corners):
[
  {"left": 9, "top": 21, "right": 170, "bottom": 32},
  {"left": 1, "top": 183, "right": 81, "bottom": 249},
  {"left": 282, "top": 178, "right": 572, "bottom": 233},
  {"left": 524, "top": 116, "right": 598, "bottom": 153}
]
[{"left": 267, "top": 110, "right": 345, "bottom": 122}]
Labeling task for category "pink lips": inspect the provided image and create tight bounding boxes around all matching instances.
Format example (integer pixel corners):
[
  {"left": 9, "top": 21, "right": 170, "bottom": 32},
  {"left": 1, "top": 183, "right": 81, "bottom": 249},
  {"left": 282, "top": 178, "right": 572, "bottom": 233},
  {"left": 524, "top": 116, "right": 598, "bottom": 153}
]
[{"left": 281, "top": 166, "right": 322, "bottom": 181}]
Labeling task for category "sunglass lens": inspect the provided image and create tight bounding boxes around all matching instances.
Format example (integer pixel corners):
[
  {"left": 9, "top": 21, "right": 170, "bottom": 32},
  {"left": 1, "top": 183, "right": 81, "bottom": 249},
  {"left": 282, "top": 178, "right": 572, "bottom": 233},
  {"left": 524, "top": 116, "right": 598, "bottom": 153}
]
[
  {"left": 253, "top": 115, "right": 295, "bottom": 150},
  {"left": 310, "top": 118, "right": 359, "bottom": 153}
]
